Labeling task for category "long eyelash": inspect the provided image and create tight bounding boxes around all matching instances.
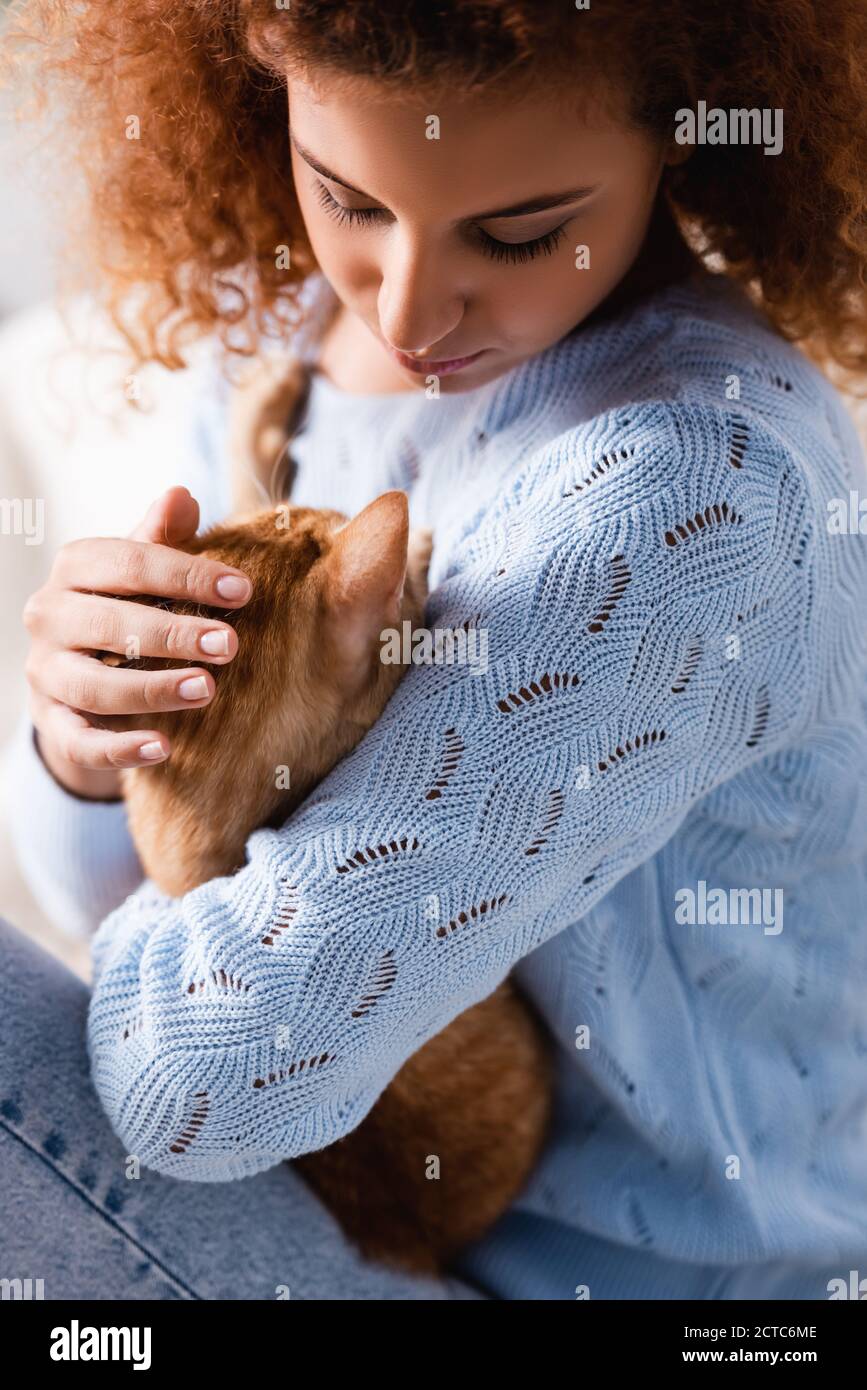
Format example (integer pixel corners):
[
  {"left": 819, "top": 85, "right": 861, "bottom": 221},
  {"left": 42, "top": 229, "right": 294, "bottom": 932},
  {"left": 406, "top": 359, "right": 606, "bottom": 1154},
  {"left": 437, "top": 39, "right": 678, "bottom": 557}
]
[
  {"left": 314, "top": 180, "right": 568, "bottom": 264},
  {"left": 315, "top": 181, "right": 383, "bottom": 227},
  {"left": 475, "top": 224, "right": 567, "bottom": 264}
]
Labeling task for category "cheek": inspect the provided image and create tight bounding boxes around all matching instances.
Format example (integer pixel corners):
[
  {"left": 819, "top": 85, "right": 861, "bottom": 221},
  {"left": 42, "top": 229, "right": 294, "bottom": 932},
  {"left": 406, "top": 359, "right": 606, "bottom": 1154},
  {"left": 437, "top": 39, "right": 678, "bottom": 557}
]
[
  {"left": 292, "top": 170, "right": 357, "bottom": 278},
  {"left": 492, "top": 185, "right": 658, "bottom": 348},
  {"left": 566, "top": 178, "right": 659, "bottom": 294},
  {"left": 294, "top": 180, "right": 334, "bottom": 255},
  {"left": 298, "top": 203, "right": 371, "bottom": 296},
  {"left": 578, "top": 203, "right": 647, "bottom": 287}
]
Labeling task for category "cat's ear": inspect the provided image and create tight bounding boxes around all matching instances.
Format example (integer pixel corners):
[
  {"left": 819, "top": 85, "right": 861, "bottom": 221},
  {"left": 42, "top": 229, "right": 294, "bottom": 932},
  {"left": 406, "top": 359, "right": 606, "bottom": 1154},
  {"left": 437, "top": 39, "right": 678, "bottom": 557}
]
[{"left": 323, "top": 490, "right": 409, "bottom": 671}]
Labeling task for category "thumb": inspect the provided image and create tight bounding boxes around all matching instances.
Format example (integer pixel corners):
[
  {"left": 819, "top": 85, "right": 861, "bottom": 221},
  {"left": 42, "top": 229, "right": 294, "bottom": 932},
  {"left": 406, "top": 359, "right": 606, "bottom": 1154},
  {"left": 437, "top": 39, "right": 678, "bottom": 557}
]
[{"left": 129, "top": 486, "right": 200, "bottom": 545}]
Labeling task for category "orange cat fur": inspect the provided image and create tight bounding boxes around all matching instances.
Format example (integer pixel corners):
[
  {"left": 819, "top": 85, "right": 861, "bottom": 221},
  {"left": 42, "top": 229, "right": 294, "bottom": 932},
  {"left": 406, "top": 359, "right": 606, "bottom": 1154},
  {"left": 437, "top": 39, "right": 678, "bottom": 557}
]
[{"left": 109, "top": 492, "right": 552, "bottom": 1273}]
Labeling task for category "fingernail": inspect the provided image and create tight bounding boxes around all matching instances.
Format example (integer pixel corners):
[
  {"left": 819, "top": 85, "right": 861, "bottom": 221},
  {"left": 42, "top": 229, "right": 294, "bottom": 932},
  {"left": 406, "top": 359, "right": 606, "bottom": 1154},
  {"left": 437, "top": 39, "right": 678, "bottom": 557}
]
[
  {"left": 179, "top": 676, "right": 210, "bottom": 700},
  {"left": 139, "top": 741, "right": 167, "bottom": 760},
  {"left": 216, "top": 575, "right": 251, "bottom": 601},
  {"left": 199, "top": 629, "right": 230, "bottom": 656}
]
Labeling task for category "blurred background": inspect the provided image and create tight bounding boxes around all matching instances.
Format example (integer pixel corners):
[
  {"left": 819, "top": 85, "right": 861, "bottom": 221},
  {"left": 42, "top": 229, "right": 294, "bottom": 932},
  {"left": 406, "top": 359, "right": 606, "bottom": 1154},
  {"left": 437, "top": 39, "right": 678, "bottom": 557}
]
[{"left": 0, "top": 80, "right": 218, "bottom": 978}]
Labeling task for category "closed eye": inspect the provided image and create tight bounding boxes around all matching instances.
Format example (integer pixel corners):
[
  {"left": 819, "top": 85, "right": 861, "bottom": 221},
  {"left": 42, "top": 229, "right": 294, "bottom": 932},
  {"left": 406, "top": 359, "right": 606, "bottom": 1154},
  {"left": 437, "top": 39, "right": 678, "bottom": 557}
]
[
  {"left": 474, "top": 224, "right": 568, "bottom": 263},
  {"left": 313, "top": 181, "right": 571, "bottom": 265},
  {"left": 315, "top": 181, "right": 384, "bottom": 229}
]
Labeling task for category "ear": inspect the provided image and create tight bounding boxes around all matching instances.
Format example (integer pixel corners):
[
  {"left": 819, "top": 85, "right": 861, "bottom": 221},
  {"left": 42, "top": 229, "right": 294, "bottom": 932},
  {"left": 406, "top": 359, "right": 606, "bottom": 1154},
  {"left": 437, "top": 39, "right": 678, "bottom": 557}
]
[{"left": 323, "top": 490, "right": 409, "bottom": 675}]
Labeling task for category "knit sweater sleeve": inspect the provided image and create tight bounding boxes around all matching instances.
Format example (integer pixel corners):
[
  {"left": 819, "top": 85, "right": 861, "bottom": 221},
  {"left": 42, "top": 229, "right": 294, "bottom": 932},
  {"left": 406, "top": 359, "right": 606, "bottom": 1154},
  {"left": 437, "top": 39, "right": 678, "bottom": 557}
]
[
  {"left": 87, "top": 401, "right": 813, "bottom": 1179},
  {"left": 2, "top": 711, "right": 145, "bottom": 938}
]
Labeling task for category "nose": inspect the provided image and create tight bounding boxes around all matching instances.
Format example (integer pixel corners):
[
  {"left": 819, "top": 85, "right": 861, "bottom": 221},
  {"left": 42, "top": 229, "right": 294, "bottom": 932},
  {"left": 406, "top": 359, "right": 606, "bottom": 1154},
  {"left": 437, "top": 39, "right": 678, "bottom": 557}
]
[{"left": 377, "top": 239, "right": 465, "bottom": 358}]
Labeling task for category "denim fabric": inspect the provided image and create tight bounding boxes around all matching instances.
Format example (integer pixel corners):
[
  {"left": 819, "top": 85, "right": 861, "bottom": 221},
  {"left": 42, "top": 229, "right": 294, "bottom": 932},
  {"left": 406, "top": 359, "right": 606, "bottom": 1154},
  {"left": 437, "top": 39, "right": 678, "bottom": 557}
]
[{"left": 0, "top": 918, "right": 486, "bottom": 1301}]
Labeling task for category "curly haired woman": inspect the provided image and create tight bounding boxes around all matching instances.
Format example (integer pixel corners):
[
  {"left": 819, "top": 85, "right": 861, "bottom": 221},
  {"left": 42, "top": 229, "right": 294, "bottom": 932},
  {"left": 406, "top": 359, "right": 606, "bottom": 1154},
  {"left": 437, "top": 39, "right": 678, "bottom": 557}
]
[{"left": 2, "top": 0, "right": 866, "bottom": 1301}]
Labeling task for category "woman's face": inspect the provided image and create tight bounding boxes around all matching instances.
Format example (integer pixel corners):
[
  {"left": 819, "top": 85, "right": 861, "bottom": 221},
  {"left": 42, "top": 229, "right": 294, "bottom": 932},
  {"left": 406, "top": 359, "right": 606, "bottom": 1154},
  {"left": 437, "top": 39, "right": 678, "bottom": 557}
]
[{"left": 288, "top": 73, "right": 669, "bottom": 392}]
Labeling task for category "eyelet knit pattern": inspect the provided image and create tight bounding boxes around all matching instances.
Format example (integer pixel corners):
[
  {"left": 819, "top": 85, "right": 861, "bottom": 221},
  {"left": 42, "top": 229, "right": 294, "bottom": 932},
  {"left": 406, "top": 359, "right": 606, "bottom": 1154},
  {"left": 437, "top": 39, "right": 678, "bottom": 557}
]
[{"left": 75, "top": 272, "right": 867, "bottom": 1294}]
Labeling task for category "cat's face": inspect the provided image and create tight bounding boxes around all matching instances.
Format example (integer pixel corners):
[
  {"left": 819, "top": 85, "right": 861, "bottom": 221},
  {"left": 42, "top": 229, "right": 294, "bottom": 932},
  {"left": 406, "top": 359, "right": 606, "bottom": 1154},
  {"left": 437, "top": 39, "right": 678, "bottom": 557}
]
[{"left": 109, "top": 491, "right": 427, "bottom": 886}]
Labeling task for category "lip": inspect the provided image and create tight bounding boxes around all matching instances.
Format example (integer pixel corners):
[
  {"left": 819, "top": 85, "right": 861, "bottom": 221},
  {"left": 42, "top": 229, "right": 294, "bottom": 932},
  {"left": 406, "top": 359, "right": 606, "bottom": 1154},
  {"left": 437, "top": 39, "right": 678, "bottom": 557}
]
[{"left": 389, "top": 346, "right": 486, "bottom": 376}]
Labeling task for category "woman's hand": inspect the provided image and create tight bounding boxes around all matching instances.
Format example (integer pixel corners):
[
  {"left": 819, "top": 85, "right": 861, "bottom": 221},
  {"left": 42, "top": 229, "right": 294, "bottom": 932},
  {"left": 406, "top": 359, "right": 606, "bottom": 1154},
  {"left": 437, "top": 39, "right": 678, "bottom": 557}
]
[{"left": 21, "top": 486, "right": 253, "bottom": 800}]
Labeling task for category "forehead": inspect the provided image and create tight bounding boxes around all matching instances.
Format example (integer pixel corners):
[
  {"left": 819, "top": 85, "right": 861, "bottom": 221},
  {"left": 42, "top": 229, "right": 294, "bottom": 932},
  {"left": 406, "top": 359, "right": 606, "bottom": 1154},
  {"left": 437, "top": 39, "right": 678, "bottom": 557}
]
[{"left": 287, "top": 72, "right": 644, "bottom": 211}]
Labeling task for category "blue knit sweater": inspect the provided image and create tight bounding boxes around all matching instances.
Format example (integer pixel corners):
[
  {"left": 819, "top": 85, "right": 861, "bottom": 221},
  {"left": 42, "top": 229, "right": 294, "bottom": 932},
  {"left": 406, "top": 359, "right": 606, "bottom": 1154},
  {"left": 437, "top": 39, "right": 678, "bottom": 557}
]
[{"left": 9, "top": 270, "right": 867, "bottom": 1299}]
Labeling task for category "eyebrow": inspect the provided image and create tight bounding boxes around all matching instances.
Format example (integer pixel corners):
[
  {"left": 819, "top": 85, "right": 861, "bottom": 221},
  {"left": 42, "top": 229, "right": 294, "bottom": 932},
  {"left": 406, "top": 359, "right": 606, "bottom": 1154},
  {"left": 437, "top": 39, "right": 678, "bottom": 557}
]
[{"left": 290, "top": 135, "right": 599, "bottom": 220}]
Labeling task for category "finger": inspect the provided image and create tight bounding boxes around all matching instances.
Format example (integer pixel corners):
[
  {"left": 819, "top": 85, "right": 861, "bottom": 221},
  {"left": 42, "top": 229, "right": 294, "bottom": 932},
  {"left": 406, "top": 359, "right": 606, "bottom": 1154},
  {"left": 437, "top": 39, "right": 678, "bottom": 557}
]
[
  {"left": 34, "top": 649, "right": 217, "bottom": 716},
  {"left": 129, "top": 486, "right": 200, "bottom": 545},
  {"left": 37, "top": 698, "right": 171, "bottom": 771},
  {"left": 42, "top": 590, "right": 238, "bottom": 664},
  {"left": 53, "top": 536, "right": 253, "bottom": 608}
]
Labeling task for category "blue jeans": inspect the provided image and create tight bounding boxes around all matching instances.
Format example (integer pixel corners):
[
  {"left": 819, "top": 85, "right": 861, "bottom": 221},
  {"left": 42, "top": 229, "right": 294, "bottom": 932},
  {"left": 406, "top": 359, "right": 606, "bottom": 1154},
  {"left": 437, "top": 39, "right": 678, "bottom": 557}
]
[{"left": 0, "top": 918, "right": 486, "bottom": 1300}]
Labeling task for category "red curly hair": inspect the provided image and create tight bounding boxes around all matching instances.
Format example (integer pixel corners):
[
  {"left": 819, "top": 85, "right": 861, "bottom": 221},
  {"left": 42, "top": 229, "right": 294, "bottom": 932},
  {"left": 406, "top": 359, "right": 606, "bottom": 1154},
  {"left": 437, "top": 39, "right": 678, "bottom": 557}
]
[{"left": 5, "top": 0, "right": 867, "bottom": 381}]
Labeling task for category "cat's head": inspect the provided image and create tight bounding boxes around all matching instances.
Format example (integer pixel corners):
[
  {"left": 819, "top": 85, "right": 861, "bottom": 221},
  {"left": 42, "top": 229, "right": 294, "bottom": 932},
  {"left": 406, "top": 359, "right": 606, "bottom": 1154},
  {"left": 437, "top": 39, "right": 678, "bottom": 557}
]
[{"left": 108, "top": 490, "right": 429, "bottom": 829}]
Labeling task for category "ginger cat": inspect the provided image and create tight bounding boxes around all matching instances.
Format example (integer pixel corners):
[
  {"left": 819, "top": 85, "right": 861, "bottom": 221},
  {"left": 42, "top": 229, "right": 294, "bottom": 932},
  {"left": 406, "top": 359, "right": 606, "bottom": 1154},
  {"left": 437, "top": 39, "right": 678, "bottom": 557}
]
[{"left": 107, "top": 492, "right": 552, "bottom": 1273}]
